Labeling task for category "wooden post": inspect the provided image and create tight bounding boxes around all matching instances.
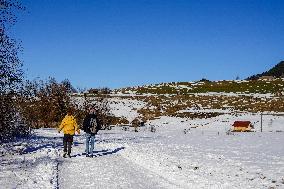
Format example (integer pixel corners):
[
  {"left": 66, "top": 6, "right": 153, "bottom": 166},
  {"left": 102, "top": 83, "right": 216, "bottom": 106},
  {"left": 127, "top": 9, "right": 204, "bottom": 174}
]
[{"left": 260, "top": 113, "right": 263, "bottom": 132}]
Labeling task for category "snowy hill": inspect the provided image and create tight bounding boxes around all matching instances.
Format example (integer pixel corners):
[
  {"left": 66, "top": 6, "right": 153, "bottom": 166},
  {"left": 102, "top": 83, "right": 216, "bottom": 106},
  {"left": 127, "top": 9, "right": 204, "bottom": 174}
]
[{"left": 104, "top": 80, "right": 284, "bottom": 124}]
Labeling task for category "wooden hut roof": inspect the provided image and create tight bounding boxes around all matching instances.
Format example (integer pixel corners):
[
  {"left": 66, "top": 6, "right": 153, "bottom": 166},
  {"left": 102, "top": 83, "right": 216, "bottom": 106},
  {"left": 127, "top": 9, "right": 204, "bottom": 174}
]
[{"left": 233, "top": 121, "right": 251, "bottom": 128}]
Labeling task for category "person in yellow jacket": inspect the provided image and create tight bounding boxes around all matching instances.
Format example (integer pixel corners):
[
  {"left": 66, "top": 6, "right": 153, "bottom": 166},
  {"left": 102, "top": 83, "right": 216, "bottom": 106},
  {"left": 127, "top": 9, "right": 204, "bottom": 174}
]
[{"left": 58, "top": 108, "right": 80, "bottom": 158}]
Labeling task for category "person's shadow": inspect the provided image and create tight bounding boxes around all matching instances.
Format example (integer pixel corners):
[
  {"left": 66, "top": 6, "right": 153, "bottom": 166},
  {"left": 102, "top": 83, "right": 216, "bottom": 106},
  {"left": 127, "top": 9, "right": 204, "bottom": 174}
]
[
  {"left": 22, "top": 141, "right": 84, "bottom": 154},
  {"left": 71, "top": 147, "right": 125, "bottom": 158}
]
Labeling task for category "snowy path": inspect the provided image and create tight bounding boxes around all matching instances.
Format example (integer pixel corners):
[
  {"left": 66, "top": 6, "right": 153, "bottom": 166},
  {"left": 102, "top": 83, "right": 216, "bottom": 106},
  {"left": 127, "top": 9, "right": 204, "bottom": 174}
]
[
  {"left": 58, "top": 147, "right": 169, "bottom": 189},
  {"left": 58, "top": 134, "right": 176, "bottom": 189}
]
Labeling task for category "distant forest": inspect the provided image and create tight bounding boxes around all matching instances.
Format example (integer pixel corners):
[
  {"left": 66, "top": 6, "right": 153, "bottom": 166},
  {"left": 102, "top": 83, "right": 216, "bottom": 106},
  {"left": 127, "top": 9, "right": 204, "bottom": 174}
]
[{"left": 248, "top": 61, "right": 284, "bottom": 80}]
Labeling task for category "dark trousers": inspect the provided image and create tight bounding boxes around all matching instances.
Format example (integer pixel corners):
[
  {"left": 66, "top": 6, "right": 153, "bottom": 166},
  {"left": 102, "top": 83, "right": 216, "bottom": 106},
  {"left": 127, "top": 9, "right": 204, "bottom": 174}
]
[{"left": 63, "top": 134, "right": 74, "bottom": 155}]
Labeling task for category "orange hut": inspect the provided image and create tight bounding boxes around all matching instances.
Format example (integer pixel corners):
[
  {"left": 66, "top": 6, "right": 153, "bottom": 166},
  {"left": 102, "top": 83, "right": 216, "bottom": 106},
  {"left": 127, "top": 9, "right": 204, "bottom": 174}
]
[{"left": 232, "top": 121, "right": 253, "bottom": 132}]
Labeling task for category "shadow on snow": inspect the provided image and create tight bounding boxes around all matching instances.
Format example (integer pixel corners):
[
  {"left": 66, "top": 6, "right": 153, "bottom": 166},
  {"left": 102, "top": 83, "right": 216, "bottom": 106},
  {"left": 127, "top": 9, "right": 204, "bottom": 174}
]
[
  {"left": 22, "top": 134, "right": 83, "bottom": 154},
  {"left": 71, "top": 147, "right": 125, "bottom": 158}
]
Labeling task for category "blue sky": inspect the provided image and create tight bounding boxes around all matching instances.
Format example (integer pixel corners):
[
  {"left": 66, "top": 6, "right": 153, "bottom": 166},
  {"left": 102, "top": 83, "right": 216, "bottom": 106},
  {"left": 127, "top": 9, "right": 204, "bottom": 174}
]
[{"left": 14, "top": 0, "right": 284, "bottom": 89}]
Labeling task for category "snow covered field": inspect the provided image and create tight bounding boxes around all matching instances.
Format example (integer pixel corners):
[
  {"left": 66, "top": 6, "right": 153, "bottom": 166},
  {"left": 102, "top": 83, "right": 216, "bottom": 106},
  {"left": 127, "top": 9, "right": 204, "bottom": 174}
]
[
  {"left": 1, "top": 114, "right": 284, "bottom": 189},
  {"left": 109, "top": 98, "right": 147, "bottom": 122}
]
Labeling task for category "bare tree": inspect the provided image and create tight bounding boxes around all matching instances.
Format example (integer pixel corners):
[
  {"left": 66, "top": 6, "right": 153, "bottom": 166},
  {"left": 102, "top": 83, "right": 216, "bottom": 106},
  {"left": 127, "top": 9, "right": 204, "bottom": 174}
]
[
  {"left": 19, "top": 78, "right": 75, "bottom": 128},
  {"left": 0, "top": 0, "right": 26, "bottom": 141}
]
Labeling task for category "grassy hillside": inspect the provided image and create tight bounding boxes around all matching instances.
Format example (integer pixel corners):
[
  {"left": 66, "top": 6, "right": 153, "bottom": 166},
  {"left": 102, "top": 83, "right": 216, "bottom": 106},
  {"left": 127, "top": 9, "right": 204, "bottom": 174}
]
[
  {"left": 110, "top": 80, "right": 284, "bottom": 121},
  {"left": 75, "top": 80, "right": 284, "bottom": 124},
  {"left": 116, "top": 79, "right": 284, "bottom": 95}
]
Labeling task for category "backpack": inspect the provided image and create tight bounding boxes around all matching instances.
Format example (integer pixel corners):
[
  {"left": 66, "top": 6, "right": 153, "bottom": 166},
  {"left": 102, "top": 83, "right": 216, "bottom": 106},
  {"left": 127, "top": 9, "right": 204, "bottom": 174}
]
[{"left": 89, "top": 117, "right": 98, "bottom": 134}]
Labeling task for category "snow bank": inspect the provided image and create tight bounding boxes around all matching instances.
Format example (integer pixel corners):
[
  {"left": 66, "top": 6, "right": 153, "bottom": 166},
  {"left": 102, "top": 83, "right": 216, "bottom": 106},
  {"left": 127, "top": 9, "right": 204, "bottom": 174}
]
[{"left": 0, "top": 129, "right": 61, "bottom": 189}]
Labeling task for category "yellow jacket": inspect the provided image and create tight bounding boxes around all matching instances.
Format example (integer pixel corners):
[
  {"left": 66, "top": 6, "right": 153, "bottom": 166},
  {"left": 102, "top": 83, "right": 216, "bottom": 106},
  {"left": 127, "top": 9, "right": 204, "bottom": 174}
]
[{"left": 58, "top": 115, "right": 80, "bottom": 135}]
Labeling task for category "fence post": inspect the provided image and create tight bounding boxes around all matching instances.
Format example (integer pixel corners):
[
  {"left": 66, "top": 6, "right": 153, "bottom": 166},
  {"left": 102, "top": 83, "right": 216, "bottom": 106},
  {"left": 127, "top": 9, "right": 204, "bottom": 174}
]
[{"left": 260, "top": 113, "right": 263, "bottom": 132}]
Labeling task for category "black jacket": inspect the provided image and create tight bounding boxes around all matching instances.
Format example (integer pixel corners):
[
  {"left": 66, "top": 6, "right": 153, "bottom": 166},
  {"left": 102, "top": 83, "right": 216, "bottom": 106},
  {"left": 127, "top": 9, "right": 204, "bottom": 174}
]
[{"left": 83, "top": 114, "right": 101, "bottom": 135}]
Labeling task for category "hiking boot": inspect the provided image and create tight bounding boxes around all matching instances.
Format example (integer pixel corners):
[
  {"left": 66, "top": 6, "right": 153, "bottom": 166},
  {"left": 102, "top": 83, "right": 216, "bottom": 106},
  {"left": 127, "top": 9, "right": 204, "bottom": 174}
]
[
  {"left": 68, "top": 154, "right": 71, "bottom": 158},
  {"left": 90, "top": 155, "right": 93, "bottom": 158},
  {"left": 63, "top": 152, "right": 67, "bottom": 158}
]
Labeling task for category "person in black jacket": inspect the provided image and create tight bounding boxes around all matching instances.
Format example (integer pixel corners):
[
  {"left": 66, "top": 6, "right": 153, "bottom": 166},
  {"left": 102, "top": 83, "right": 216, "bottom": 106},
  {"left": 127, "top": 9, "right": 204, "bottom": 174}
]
[{"left": 83, "top": 108, "right": 101, "bottom": 157}]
